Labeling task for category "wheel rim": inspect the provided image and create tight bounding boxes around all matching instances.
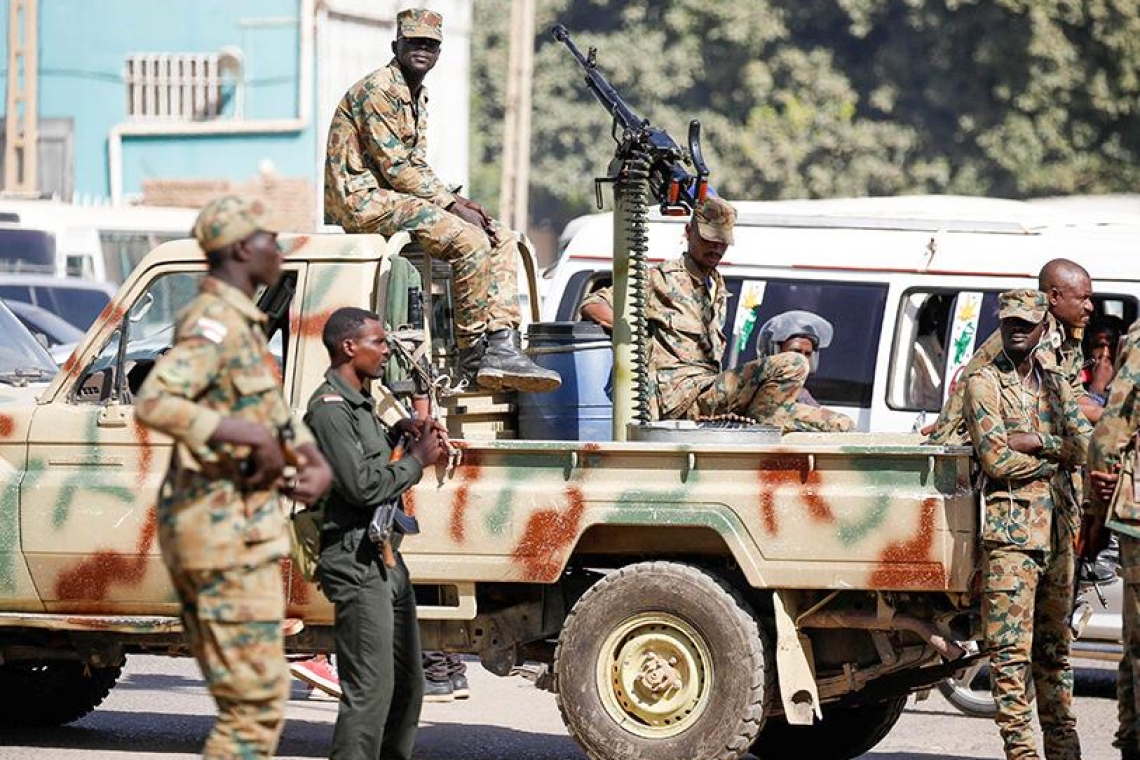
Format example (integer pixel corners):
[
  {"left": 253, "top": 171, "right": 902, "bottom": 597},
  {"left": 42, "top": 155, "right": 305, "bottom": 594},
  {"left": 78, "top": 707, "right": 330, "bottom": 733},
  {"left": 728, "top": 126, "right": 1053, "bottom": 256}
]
[{"left": 595, "top": 612, "right": 713, "bottom": 739}]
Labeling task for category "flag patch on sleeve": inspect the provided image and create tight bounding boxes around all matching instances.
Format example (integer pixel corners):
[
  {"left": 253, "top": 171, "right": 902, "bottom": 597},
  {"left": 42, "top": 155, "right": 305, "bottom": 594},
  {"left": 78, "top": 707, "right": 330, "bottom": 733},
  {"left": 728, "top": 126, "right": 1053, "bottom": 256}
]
[{"left": 192, "top": 317, "right": 228, "bottom": 344}]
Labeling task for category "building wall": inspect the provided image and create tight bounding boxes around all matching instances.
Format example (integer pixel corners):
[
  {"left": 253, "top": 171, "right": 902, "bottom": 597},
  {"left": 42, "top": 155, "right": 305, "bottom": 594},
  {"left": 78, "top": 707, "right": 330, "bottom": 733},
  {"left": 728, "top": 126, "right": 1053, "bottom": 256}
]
[
  {"left": 3, "top": 0, "right": 311, "bottom": 201},
  {"left": 2, "top": 0, "right": 472, "bottom": 213}
]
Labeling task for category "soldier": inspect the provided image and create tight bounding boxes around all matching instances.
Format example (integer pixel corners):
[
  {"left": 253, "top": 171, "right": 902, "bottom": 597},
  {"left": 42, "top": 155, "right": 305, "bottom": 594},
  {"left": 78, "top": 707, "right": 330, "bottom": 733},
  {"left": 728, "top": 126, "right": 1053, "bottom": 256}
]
[
  {"left": 1084, "top": 319, "right": 1140, "bottom": 760},
  {"left": 305, "top": 307, "right": 446, "bottom": 760},
  {"left": 324, "top": 8, "right": 559, "bottom": 394},
  {"left": 135, "top": 195, "right": 333, "bottom": 759},
  {"left": 579, "top": 196, "right": 853, "bottom": 432},
  {"left": 963, "top": 289, "right": 1086, "bottom": 760},
  {"left": 928, "top": 258, "right": 1096, "bottom": 444}
]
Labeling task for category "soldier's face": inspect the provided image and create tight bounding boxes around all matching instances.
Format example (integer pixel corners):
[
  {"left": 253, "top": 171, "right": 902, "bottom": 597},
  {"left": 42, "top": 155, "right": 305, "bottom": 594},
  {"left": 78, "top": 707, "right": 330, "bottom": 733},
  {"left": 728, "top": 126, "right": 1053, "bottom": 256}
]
[
  {"left": 347, "top": 319, "right": 390, "bottom": 380},
  {"left": 1000, "top": 317, "right": 1047, "bottom": 358},
  {"left": 393, "top": 36, "right": 441, "bottom": 78},
  {"left": 244, "top": 231, "right": 283, "bottom": 287},
  {"left": 685, "top": 225, "right": 728, "bottom": 274},
  {"left": 1048, "top": 274, "right": 1094, "bottom": 329}
]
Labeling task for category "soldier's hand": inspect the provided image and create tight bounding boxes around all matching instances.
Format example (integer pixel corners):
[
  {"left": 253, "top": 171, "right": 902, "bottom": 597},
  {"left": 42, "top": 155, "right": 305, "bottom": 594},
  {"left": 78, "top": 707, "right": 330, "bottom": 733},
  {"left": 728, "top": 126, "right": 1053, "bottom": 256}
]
[
  {"left": 246, "top": 428, "right": 287, "bottom": 489},
  {"left": 1008, "top": 432, "right": 1044, "bottom": 454},
  {"left": 408, "top": 426, "right": 444, "bottom": 467},
  {"left": 1089, "top": 469, "right": 1119, "bottom": 504},
  {"left": 286, "top": 443, "right": 333, "bottom": 505},
  {"left": 449, "top": 196, "right": 500, "bottom": 246}
]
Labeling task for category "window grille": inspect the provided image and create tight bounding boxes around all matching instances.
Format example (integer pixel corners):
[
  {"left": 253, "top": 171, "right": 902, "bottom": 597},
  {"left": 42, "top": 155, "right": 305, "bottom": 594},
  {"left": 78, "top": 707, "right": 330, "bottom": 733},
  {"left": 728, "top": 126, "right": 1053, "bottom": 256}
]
[{"left": 125, "top": 53, "right": 242, "bottom": 122}]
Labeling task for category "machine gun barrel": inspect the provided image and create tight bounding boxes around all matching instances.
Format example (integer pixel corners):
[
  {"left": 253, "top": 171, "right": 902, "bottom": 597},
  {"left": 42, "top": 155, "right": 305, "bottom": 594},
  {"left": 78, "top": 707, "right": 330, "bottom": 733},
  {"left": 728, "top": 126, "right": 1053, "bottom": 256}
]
[
  {"left": 551, "top": 24, "right": 647, "bottom": 136},
  {"left": 551, "top": 24, "right": 709, "bottom": 215}
]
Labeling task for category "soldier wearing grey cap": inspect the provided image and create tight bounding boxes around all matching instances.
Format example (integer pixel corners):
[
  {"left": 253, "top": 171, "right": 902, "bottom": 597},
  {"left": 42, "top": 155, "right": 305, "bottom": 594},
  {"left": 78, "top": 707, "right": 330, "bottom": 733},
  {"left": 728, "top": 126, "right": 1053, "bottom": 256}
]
[
  {"left": 136, "top": 195, "right": 332, "bottom": 759},
  {"left": 580, "top": 197, "right": 852, "bottom": 432},
  {"left": 324, "top": 8, "right": 560, "bottom": 395},
  {"left": 961, "top": 288, "right": 1086, "bottom": 760}
]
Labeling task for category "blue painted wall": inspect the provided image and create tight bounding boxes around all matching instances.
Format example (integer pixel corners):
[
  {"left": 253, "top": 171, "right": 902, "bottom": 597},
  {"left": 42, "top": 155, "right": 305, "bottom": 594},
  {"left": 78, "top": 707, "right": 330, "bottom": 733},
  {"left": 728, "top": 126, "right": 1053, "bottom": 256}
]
[{"left": 1, "top": 0, "right": 314, "bottom": 199}]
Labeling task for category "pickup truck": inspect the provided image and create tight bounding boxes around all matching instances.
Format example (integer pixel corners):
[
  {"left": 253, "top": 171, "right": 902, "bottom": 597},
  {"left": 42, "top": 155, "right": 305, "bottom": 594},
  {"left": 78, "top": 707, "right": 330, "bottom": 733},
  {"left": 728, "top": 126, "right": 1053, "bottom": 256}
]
[{"left": 0, "top": 233, "right": 980, "bottom": 760}]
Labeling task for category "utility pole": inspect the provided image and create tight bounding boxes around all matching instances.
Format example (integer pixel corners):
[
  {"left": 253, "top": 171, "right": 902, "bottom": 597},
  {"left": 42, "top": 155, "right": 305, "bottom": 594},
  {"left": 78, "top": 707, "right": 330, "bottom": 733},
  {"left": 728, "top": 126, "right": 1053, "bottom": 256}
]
[
  {"left": 5, "top": 0, "right": 39, "bottom": 193},
  {"left": 498, "top": 0, "right": 535, "bottom": 232}
]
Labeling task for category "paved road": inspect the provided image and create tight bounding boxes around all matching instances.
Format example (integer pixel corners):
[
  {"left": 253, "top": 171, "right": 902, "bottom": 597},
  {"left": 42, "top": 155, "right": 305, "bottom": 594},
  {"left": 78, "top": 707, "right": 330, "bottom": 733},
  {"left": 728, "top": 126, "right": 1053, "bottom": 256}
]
[{"left": 0, "top": 655, "right": 1121, "bottom": 759}]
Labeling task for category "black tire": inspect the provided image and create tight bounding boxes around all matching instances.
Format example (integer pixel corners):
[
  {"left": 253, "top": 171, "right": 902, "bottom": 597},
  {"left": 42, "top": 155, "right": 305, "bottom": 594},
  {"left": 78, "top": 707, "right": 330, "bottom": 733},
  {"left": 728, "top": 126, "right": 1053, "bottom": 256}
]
[
  {"left": 554, "top": 561, "right": 772, "bottom": 760},
  {"left": 0, "top": 660, "right": 123, "bottom": 728},
  {"left": 751, "top": 695, "right": 908, "bottom": 760}
]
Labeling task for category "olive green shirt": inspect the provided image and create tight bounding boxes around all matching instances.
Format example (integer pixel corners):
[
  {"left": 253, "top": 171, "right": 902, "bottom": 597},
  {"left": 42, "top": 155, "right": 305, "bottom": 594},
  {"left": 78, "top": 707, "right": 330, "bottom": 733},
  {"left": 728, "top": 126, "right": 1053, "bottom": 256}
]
[{"left": 304, "top": 369, "right": 423, "bottom": 533}]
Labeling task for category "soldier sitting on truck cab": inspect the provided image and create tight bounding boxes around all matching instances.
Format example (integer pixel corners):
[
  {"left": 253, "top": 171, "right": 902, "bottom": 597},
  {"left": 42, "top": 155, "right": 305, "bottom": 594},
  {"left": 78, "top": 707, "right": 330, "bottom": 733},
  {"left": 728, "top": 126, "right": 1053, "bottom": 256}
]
[{"left": 579, "top": 196, "right": 854, "bottom": 433}]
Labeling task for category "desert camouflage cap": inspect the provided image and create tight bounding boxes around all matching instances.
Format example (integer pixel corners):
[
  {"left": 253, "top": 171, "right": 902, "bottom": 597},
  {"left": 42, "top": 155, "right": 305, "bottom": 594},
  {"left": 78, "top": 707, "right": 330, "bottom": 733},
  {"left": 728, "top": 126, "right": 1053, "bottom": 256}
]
[
  {"left": 998, "top": 288, "right": 1048, "bottom": 324},
  {"left": 693, "top": 196, "right": 737, "bottom": 245},
  {"left": 191, "top": 195, "right": 274, "bottom": 254},
  {"left": 396, "top": 8, "right": 443, "bottom": 41}
]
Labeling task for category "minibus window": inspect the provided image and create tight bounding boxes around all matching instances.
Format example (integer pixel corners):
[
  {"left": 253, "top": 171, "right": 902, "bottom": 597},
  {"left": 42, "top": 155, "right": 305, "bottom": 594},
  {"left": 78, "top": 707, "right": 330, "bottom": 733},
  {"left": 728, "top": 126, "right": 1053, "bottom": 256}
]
[{"left": 726, "top": 278, "right": 888, "bottom": 408}]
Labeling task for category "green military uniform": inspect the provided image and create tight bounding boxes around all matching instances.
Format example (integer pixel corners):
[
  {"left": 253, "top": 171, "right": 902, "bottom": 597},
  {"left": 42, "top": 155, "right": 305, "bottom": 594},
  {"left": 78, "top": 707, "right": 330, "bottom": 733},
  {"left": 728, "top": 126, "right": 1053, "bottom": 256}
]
[
  {"left": 323, "top": 10, "right": 518, "bottom": 350},
  {"left": 962, "top": 290, "right": 1086, "bottom": 760},
  {"left": 136, "top": 199, "right": 311, "bottom": 759},
  {"left": 1088, "top": 318, "right": 1140, "bottom": 760},
  {"left": 305, "top": 369, "right": 425, "bottom": 760},
  {"left": 929, "top": 314, "right": 1088, "bottom": 446},
  {"left": 580, "top": 255, "right": 853, "bottom": 432}
]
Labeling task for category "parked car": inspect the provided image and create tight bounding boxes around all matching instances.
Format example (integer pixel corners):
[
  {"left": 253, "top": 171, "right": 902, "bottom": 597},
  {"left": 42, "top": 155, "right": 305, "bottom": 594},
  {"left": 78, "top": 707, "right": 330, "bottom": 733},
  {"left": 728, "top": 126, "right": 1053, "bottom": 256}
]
[
  {"left": 0, "top": 274, "right": 117, "bottom": 332},
  {"left": 3, "top": 298, "right": 84, "bottom": 364},
  {"left": 0, "top": 299, "right": 59, "bottom": 387}
]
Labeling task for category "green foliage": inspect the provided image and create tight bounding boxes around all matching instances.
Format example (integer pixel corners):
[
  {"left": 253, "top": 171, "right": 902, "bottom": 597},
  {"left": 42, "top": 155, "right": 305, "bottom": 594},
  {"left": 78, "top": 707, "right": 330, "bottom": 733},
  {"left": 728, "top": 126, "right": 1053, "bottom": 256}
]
[{"left": 470, "top": 0, "right": 1140, "bottom": 230}]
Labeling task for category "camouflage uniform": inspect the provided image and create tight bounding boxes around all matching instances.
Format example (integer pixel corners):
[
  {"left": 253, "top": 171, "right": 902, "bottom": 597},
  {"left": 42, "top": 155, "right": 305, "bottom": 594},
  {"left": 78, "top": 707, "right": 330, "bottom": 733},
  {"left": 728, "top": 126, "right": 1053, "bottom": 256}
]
[
  {"left": 929, "top": 314, "right": 1087, "bottom": 446},
  {"left": 963, "top": 290, "right": 1086, "bottom": 760},
  {"left": 580, "top": 256, "right": 852, "bottom": 432},
  {"left": 136, "top": 198, "right": 312, "bottom": 760},
  {"left": 1088, "top": 319, "right": 1140, "bottom": 759},
  {"left": 323, "top": 10, "right": 518, "bottom": 349}
]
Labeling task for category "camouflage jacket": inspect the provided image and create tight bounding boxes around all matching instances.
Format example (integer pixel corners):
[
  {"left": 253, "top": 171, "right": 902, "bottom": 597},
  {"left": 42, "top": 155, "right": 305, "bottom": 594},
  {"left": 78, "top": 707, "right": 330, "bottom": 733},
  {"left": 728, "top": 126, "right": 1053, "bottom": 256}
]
[
  {"left": 929, "top": 317, "right": 1087, "bottom": 445},
  {"left": 1088, "top": 320, "right": 1140, "bottom": 523},
  {"left": 580, "top": 255, "right": 728, "bottom": 417},
  {"left": 963, "top": 351, "right": 1087, "bottom": 550},
  {"left": 136, "top": 277, "right": 314, "bottom": 571},
  {"left": 324, "top": 60, "right": 455, "bottom": 231}
]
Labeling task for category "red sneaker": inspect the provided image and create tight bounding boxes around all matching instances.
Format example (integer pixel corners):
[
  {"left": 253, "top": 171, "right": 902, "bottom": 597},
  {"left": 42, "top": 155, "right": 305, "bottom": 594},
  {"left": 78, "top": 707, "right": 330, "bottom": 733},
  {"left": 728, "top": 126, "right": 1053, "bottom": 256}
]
[{"left": 289, "top": 658, "right": 341, "bottom": 698}]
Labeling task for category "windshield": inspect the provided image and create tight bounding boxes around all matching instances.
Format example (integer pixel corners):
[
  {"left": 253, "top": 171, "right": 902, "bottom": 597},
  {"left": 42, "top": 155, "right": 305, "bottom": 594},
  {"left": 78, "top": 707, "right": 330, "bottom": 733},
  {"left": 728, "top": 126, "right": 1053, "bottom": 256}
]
[{"left": 0, "top": 302, "right": 59, "bottom": 381}]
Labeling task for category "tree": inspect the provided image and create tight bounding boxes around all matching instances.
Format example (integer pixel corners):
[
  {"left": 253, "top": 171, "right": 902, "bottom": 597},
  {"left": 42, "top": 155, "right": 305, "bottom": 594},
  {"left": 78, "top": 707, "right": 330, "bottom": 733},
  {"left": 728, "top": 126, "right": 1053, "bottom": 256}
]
[{"left": 470, "top": 0, "right": 1140, "bottom": 232}]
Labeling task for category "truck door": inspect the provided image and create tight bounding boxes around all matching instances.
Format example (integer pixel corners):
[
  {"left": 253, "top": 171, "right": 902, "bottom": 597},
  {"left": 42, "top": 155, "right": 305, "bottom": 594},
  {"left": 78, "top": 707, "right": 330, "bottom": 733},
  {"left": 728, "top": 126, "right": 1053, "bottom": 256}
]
[{"left": 21, "top": 262, "right": 306, "bottom": 615}]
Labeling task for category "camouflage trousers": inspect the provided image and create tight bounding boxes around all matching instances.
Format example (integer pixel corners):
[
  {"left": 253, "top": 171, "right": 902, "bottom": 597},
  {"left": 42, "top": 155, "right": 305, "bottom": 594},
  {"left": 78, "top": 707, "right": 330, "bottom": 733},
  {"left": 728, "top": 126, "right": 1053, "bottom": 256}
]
[
  {"left": 982, "top": 542, "right": 1079, "bottom": 760},
  {"left": 170, "top": 559, "right": 289, "bottom": 760},
  {"left": 1116, "top": 534, "right": 1140, "bottom": 755},
  {"left": 357, "top": 195, "right": 521, "bottom": 347},
  {"left": 685, "top": 353, "right": 854, "bottom": 432}
]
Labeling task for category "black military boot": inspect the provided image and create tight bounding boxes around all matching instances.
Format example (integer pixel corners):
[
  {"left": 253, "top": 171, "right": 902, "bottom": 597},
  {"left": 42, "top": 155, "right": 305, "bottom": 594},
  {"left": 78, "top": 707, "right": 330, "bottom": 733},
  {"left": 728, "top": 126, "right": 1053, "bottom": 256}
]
[
  {"left": 476, "top": 329, "right": 561, "bottom": 393},
  {"left": 456, "top": 336, "right": 485, "bottom": 388}
]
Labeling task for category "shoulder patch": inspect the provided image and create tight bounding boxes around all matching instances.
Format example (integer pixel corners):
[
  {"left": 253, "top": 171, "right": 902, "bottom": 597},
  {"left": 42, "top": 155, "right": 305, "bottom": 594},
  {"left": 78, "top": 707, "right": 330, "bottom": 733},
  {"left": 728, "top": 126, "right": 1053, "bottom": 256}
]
[
  {"left": 320, "top": 394, "right": 345, "bottom": 403},
  {"left": 189, "top": 317, "right": 228, "bottom": 344}
]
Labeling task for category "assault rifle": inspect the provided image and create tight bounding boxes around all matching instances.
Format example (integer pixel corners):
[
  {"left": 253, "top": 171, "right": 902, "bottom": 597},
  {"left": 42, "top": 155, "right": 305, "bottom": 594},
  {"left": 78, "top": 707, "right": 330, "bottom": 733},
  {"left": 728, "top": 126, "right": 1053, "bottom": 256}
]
[{"left": 552, "top": 24, "right": 710, "bottom": 215}]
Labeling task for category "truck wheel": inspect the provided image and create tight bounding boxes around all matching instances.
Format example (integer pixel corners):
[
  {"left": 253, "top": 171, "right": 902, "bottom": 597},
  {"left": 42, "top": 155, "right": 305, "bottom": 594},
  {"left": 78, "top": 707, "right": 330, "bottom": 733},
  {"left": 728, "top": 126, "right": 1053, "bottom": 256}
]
[
  {"left": 938, "top": 664, "right": 1034, "bottom": 718},
  {"left": 0, "top": 660, "right": 123, "bottom": 728},
  {"left": 554, "top": 562, "right": 771, "bottom": 760},
  {"left": 751, "top": 696, "right": 907, "bottom": 760}
]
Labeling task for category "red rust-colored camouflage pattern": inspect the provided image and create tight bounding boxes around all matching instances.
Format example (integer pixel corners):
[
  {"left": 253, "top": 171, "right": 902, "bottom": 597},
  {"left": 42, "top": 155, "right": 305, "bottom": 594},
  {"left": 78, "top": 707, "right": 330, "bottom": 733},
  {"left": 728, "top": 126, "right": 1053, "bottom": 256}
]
[{"left": 0, "top": 236, "right": 976, "bottom": 687}]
